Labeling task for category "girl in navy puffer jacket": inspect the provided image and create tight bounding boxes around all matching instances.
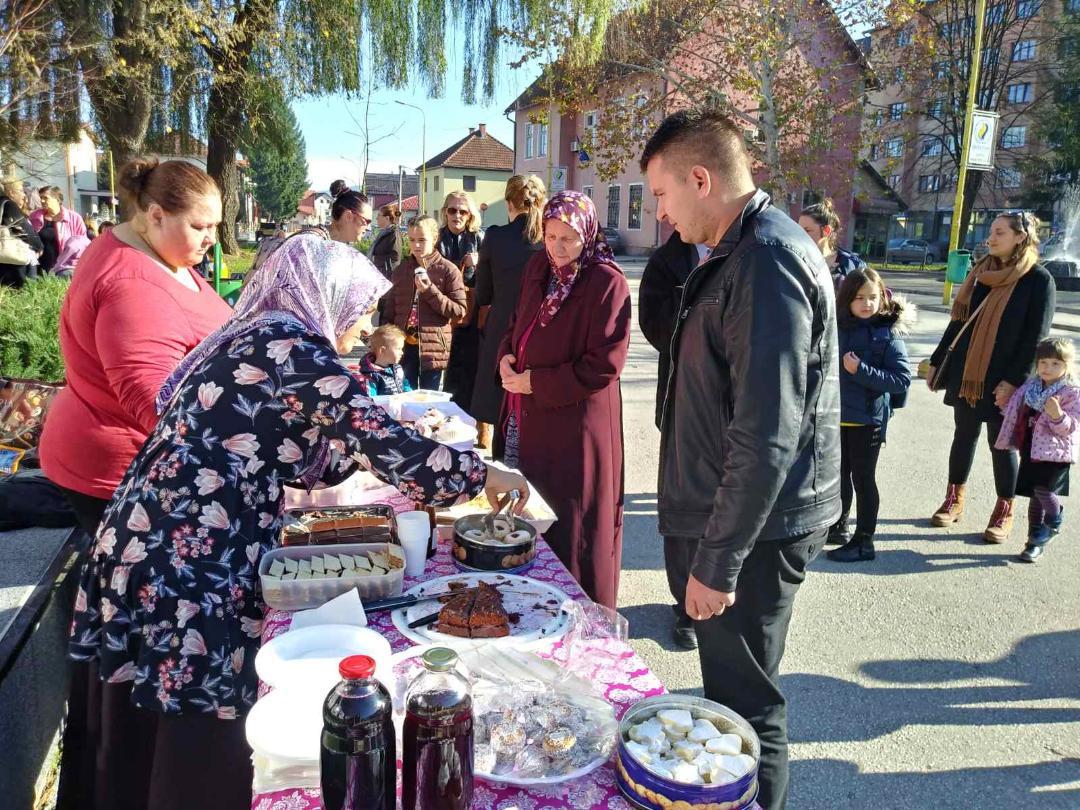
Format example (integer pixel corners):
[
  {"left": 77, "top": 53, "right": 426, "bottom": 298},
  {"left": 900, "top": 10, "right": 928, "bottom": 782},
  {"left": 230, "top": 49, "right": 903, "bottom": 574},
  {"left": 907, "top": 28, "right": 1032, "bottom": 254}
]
[{"left": 828, "top": 269, "right": 914, "bottom": 563}]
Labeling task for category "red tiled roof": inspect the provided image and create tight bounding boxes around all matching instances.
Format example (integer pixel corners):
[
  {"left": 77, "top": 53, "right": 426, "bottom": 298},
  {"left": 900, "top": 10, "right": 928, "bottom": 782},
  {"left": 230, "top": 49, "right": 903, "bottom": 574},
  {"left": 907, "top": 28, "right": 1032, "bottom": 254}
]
[
  {"left": 417, "top": 127, "right": 514, "bottom": 172},
  {"left": 296, "top": 190, "right": 317, "bottom": 216},
  {"left": 400, "top": 195, "right": 419, "bottom": 211}
]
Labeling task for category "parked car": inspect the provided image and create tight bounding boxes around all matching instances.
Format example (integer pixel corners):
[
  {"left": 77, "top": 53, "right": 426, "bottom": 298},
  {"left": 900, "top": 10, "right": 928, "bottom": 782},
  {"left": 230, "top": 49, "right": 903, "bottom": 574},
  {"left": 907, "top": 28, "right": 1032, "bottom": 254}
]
[
  {"left": 601, "top": 227, "right": 623, "bottom": 255},
  {"left": 886, "top": 238, "right": 940, "bottom": 264}
]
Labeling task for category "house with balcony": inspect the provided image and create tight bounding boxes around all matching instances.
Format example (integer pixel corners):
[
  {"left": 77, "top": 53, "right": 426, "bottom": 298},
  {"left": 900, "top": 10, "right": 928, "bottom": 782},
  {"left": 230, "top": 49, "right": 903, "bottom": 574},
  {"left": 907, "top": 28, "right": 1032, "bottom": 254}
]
[{"left": 416, "top": 124, "right": 515, "bottom": 226}]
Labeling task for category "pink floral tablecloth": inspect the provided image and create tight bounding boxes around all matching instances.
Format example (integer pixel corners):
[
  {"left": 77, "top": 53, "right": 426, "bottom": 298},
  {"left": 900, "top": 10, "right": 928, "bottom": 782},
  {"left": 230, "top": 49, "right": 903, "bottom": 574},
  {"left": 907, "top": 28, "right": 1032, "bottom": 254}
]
[{"left": 252, "top": 491, "right": 667, "bottom": 810}]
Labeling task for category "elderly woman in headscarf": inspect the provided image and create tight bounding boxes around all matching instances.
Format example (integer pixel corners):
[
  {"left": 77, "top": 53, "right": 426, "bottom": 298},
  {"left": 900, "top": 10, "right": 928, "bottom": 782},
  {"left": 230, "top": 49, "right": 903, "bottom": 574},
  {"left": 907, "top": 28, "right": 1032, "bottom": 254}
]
[
  {"left": 59, "top": 234, "right": 528, "bottom": 810},
  {"left": 496, "top": 191, "right": 631, "bottom": 609}
]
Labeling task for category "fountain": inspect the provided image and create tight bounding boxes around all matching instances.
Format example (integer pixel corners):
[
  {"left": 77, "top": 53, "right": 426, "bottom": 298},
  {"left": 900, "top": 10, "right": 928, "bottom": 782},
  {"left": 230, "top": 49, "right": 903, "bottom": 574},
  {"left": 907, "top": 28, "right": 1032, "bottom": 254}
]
[{"left": 1045, "top": 184, "right": 1080, "bottom": 291}]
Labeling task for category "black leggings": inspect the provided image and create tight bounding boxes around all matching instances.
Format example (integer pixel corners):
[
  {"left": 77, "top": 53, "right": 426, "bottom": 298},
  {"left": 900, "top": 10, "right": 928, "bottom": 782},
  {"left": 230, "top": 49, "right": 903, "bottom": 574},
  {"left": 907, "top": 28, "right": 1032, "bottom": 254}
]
[
  {"left": 948, "top": 402, "right": 1019, "bottom": 499},
  {"left": 840, "top": 425, "right": 882, "bottom": 535}
]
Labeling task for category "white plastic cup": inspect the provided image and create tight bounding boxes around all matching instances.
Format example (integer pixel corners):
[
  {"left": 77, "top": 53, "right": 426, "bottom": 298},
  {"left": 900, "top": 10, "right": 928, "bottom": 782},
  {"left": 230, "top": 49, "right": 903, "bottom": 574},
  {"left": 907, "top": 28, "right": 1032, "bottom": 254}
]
[{"left": 396, "top": 512, "right": 431, "bottom": 577}]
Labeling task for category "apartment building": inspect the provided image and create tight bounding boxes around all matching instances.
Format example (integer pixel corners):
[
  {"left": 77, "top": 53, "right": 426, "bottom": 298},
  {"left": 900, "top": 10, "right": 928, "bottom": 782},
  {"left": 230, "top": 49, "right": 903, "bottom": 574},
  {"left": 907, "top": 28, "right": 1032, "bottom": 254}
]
[
  {"left": 860, "top": 0, "right": 1076, "bottom": 257},
  {"left": 507, "top": 9, "right": 872, "bottom": 255}
]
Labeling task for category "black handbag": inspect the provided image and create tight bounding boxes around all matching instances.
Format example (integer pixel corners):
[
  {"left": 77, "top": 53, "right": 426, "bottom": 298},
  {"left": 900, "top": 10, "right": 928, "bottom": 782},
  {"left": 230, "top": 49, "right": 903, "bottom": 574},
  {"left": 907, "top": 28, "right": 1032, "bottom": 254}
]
[{"left": 928, "top": 295, "right": 990, "bottom": 392}]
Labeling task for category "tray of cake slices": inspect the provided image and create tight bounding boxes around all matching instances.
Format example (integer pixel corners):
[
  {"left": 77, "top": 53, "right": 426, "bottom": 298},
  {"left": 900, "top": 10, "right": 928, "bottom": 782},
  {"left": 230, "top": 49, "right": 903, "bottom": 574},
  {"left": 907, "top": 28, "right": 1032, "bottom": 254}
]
[
  {"left": 281, "top": 504, "right": 397, "bottom": 546},
  {"left": 259, "top": 542, "right": 405, "bottom": 610}
]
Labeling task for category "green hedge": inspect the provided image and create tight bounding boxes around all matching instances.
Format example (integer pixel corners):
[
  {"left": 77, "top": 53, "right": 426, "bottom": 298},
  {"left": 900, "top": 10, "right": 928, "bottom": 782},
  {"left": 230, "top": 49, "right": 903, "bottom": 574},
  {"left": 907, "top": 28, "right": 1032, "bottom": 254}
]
[{"left": 0, "top": 277, "right": 68, "bottom": 383}]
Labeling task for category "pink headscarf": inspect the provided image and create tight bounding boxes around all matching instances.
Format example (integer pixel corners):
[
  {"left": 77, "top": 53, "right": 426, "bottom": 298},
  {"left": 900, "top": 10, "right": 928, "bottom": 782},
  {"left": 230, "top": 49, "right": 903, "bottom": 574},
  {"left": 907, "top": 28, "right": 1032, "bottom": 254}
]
[
  {"left": 538, "top": 191, "right": 615, "bottom": 326},
  {"left": 156, "top": 233, "right": 390, "bottom": 413}
]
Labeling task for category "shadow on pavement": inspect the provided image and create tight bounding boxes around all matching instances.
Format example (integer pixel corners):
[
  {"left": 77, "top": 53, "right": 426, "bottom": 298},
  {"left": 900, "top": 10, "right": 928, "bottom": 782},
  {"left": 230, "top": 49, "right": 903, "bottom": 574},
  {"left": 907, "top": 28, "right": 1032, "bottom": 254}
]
[
  {"left": 812, "top": 546, "right": 1014, "bottom": 575},
  {"left": 784, "top": 630, "right": 1080, "bottom": 745},
  {"left": 789, "top": 757, "right": 1080, "bottom": 808}
]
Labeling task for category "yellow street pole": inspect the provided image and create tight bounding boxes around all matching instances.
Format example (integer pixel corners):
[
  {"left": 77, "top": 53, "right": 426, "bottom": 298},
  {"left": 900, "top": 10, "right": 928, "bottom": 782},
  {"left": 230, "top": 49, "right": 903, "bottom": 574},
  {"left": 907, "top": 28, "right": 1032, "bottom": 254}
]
[{"left": 942, "top": 0, "right": 988, "bottom": 305}]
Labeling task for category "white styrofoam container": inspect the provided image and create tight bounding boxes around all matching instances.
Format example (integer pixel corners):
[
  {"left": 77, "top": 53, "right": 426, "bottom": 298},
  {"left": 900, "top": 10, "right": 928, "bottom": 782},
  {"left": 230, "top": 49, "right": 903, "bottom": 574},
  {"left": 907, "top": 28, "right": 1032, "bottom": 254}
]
[{"left": 259, "top": 542, "right": 405, "bottom": 611}]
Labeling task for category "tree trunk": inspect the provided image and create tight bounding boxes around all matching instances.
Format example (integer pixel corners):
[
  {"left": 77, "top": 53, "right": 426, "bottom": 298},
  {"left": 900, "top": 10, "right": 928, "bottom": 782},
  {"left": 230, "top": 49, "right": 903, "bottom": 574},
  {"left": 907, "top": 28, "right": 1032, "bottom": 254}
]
[{"left": 206, "top": 82, "right": 243, "bottom": 255}]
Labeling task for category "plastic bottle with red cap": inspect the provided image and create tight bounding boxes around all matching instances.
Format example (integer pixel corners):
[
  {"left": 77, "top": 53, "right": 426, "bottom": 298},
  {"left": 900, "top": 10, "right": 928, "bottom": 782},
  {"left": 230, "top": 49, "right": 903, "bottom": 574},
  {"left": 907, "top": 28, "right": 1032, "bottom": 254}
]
[{"left": 320, "top": 654, "right": 395, "bottom": 810}]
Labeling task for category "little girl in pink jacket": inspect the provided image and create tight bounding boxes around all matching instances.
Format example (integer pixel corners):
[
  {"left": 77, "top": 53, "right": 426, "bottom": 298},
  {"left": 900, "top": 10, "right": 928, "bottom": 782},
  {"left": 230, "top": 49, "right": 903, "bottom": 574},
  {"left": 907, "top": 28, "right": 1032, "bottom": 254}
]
[{"left": 995, "top": 338, "right": 1080, "bottom": 562}]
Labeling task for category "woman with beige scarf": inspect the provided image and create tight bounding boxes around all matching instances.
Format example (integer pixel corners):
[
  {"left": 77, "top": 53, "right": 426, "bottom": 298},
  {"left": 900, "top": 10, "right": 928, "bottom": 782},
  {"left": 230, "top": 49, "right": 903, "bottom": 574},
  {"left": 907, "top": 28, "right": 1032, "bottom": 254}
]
[{"left": 928, "top": 211, "right": 1055, "bottom": 542}]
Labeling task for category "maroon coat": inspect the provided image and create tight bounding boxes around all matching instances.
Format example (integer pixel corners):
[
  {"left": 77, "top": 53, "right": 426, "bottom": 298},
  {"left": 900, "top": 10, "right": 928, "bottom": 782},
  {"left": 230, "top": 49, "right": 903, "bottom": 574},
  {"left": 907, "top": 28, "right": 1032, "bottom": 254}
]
[{"left": 498, "top": 252, "right": 631, "bottom": 608}]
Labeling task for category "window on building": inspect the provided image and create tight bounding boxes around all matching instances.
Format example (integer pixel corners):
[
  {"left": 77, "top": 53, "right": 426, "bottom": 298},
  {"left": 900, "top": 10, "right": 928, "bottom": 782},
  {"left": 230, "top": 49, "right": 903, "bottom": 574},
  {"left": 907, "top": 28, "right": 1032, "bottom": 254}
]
[
  {"left": 979, "top": 88, "right": 998, "bottom": 107},
  {"left": 434, "top": 175, "right": 440, "bottom": 191},
  {"left": 922, "top": 137, "right": 943, "bottom": 156},
  {"left": 582, "top": 185, "right": 593, "bottom": 199},
  {"left": 1068, "top": 0, "right": 1080, "bottom": 12},
  {"left": 889, "top": 102, "right": 908, "bottom": 121},
  {"left": 933, "top": 61, "right": 948, "bottom": 79},
  {"left": 628, "top": 184, "right": 644, "bottom": 230},
  {"left": 888, "top": 175, "right": 901, "bottom": 189},
  {"left": 983, "top": 47, "right": 1000, "bottom": 67},
  {"left": 918, "top": 175, "right": 942, "bottom": 193},
  {"left": 1007, "top": 82, "right": 1033, "bottom": 104},
  {"left": 606, "top": 185, "right": 621, "bottom": 228},
  {"left": 897, "top": 29, "right": 913, "bottom": 47},
  {"left": 944, "top": 173, "right": 959, "bottom": 190},
  {"left": 894, "top": 66, "right": 905, "bottom": 84},
  {"left": 1018, "top": 0, "right": 1041, "bottom": 19},
  {"left": 874, "top": 109, "right": 885, "bottom": 127},
  {"left": 869, "top": 143, "right": 880, "bottom": 160},
  {"left": 1001, "top": 126, "right": 1027, "bottom": 149},
  {"left": 998, "top": 167, "right": 1022, "bottom": 188},
  {"left": 525, "top": 124, "right": 534, "bottom": 159},
  {"left": 538, "top": 123, "right": 549, "bottom": 157},
  {"left": 462, "top": 175, "right": 476, "bottom": 192},
  {"left": 1012, "top": 40, "right": 1036, "bottom": 61},
  {"left": 986, "top": 4, "right": 1006, "bottom": 24},
  {"left": 927, "top": 98, "right": 945, "bottom": 118},
  {"left": 886, "top": 138, "right": 905, "bottom": 157},
  {"left": 585, "top": 111, "right": 598, "bottom": 136}
]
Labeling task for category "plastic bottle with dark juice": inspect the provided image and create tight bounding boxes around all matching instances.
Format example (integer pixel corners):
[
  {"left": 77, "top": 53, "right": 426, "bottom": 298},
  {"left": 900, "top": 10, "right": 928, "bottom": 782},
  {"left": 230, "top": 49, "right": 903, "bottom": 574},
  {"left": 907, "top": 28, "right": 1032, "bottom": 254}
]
[
  {"left": 401, "top": 647, "right": 474, "bottom": 809},
  {"left": 320, "top": 655, "right": 396, "bottom": 810}
]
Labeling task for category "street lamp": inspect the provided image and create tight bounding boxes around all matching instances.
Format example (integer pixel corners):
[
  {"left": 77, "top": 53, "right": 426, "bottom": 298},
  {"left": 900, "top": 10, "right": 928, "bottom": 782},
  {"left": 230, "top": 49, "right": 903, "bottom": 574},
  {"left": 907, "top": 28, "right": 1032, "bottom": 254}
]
[{"left": 395, "top": 100, "right": 427, "bottom": 216}]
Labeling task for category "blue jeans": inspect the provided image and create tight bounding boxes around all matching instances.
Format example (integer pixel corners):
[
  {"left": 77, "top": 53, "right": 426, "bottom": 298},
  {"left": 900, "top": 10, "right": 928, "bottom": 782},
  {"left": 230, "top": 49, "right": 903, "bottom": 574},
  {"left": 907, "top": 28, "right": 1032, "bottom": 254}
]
[{"left": 401, "top": 343, "right": 443, "bottom": 391}]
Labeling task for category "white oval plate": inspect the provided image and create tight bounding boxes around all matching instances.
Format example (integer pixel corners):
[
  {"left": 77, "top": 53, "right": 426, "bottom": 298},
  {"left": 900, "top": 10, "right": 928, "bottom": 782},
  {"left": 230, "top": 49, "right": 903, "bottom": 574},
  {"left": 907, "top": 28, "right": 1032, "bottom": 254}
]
[
  {"left": 390, "top": 573, "right": 572, "bottom": 650},
  {"left": 255, "top": 624, "right": 393, "bottom": 693},
  {"left": 245, "top": 687, "right": 325, "bottom": 763}
]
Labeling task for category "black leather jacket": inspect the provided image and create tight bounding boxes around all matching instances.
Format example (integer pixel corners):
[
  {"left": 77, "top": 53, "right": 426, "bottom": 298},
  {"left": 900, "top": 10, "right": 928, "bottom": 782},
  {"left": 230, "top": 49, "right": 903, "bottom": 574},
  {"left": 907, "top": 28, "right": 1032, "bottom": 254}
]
[{"left": 658, "top": 190, "right": 841, "bottom": 592}]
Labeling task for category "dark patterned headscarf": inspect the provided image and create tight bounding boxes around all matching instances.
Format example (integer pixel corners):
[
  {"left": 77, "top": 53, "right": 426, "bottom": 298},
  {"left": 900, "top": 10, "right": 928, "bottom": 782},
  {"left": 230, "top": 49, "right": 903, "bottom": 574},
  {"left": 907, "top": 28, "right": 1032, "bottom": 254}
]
[{"left": 538, "top": 191, "right": 615, "bottom": 326}]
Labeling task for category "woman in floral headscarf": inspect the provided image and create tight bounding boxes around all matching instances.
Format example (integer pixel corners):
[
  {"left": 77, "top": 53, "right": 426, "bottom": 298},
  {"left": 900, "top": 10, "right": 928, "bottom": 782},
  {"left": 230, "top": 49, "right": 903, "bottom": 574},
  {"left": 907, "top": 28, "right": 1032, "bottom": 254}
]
[
  {"left": 496, "top": 191, "right": 631, "bottom": 609},
  {"left": 58, "top": 233, "right": 528, "bottom": 810}
]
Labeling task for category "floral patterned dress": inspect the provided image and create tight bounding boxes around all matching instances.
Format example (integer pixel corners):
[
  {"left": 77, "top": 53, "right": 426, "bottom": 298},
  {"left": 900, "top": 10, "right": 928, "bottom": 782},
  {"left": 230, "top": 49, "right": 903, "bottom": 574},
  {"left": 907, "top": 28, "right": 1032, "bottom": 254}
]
[{"left": 69, "top": 317, "right": 487, "bottom": 718}]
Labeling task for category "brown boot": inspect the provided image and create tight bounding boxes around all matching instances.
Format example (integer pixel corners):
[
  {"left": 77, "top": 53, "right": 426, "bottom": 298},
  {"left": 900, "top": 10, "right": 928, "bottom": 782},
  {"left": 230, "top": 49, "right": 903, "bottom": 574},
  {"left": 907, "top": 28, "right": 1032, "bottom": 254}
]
[
  {"left": 931, "top": 483, "right": 966, "bottom": 526},
  {"left": 983, "top": 497, "right": 1015, "bottom": 544},
  {"left": 476, "top": 421, "right": 492, "bottom": 450}
]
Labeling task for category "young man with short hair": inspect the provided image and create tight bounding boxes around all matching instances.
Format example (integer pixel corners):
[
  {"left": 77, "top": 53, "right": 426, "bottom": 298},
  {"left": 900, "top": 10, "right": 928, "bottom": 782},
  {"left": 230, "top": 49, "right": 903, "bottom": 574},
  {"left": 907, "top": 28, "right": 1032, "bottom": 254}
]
[{"left": 641, "top": 109, "right": 841, "bottom": 809}]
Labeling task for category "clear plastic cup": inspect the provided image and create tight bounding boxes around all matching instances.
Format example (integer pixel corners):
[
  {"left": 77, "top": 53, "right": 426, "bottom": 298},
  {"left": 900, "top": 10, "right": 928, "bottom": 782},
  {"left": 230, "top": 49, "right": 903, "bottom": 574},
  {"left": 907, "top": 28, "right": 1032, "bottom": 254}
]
[{"left": 396, "top": 512, "right": 431, "bottom": 577}]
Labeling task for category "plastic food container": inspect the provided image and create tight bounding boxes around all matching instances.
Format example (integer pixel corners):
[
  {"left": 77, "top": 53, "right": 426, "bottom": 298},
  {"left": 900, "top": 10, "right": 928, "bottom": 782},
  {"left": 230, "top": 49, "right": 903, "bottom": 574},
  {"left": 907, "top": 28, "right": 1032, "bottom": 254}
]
[
  {"left": 615, "top": 695, "right": 760, "bottom": 810},
  {"left": 451, "top": 514, "right": 537, "bottom": 571},
  {"left": 259, "top": 542, "right": 405, "bottom": 611},
  {"left": 282, "top": 504, "right": 397, "bottom": 546}
]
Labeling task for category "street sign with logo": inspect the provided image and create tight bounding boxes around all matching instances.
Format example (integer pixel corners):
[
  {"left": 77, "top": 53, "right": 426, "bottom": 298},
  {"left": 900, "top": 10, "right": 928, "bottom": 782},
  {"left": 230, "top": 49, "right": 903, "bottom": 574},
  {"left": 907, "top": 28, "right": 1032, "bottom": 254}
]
[
  {"left": 965, "top": 110, "right": 998, "bottom": 171},
  {"left": 550, "top": 166, "right": 568, "bottom": 193}
]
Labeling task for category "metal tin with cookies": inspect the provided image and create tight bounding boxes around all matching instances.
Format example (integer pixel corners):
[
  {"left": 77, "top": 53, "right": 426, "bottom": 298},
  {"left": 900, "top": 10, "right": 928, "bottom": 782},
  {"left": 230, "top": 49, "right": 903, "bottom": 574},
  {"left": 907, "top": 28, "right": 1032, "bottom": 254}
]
[{"left": 452, "top": 514, "right": 538, "bottom": 572}]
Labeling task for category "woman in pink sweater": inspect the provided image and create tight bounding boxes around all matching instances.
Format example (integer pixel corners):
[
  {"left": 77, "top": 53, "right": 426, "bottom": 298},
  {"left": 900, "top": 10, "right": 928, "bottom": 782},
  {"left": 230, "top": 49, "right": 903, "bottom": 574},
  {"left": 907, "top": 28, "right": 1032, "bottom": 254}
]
[{"left": 39, "top": 158, "right": 232, "bottom": 536}]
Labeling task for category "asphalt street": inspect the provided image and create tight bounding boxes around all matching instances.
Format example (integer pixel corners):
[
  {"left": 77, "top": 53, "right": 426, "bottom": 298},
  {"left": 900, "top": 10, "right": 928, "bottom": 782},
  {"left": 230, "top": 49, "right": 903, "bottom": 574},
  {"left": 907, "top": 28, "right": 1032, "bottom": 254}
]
[{"left": 615, "top": 258, "right": 1080, "bottom": 808}]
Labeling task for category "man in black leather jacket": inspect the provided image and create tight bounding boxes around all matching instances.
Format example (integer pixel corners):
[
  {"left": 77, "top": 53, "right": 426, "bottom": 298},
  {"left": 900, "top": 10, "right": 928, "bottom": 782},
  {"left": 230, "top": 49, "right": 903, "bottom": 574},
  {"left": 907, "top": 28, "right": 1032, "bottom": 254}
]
[{"left": 641, "top": 110, "right": 840, "bottom": 810}]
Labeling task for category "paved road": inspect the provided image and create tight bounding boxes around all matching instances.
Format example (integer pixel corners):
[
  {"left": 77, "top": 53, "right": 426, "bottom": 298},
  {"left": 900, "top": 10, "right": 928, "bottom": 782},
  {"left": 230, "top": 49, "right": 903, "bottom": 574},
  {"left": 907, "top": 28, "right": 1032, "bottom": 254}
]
[{"left": 614, "top": 258, "right": 1080, "bottom": 808}]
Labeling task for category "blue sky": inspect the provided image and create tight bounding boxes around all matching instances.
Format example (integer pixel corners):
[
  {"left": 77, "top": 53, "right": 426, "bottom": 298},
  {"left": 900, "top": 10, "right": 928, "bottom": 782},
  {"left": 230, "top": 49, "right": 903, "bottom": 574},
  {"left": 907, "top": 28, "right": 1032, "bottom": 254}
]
[{"left": 293, "top": 45, "right": 543, "bottom": 193}]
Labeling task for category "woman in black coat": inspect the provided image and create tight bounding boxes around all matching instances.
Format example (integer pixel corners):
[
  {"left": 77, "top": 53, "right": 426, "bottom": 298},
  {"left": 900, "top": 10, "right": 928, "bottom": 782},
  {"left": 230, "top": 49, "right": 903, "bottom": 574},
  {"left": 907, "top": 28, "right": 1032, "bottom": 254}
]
[
  {"left": 369, "top": 202, "right": 402, "bottom": 279},
  {"left": 929, "top": 211, "right": 1055, "bottom": 543},
  {"left": 439, "top": 192, "right": 485, "bottom": 411},
  {"left": 0, "top": 184, "right": 43, "bottom": 287},
  {"left": 470, "top": 175, "right": 546, "bottom": 445}
]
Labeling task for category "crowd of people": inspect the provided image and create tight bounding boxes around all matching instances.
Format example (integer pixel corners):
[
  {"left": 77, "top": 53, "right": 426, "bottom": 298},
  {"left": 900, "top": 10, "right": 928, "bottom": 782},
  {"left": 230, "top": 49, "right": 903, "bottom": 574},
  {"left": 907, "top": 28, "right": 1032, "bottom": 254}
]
[
  {"left": 0, "top": 180, "right": 99, "bottom": 285},
  {"left": 5, "top": 107, "right": 1075, "bottom": 810}
]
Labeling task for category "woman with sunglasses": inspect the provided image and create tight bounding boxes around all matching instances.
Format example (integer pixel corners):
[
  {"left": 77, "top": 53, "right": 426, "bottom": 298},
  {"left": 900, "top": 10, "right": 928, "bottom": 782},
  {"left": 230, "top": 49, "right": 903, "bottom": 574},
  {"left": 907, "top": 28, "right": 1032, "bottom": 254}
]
[
  {"left": 928, "top": 210, "right": 1055, "bottom": 543},
  {"left": 439, "top": 192, "right": 485, "bottom": 411},
  {"left": 250, "top": 188, "right": 372, "bottom": 275}
]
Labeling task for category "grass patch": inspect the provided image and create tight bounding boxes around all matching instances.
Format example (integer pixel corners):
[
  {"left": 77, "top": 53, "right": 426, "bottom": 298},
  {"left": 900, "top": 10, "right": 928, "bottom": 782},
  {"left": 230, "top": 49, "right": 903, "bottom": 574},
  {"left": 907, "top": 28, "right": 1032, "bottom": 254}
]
[
  {"left": 869, "top": 261, "right": 946, "bottom": 274},
  {"left": 224, "top": 246, "right": 256, "bottom": 278}
]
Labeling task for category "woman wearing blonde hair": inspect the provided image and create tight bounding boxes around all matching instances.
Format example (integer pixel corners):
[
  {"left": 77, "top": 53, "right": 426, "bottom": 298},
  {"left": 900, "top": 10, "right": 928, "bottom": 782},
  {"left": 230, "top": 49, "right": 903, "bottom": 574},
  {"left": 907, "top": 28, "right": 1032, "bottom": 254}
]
[
  {"left": 929, "top": 211, "right": 1055, "bottom": 542},
  {"left": 382, "top": 215, "right": 466, "bottom": 390},
  {"left": 440, "top": 191, "right": 485, "bottom": 411},
  {"left": 470, "top": 175, "right": 546, "bottom": 446}
]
